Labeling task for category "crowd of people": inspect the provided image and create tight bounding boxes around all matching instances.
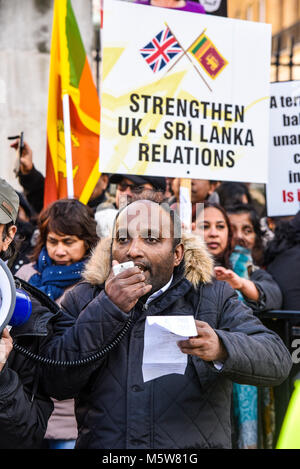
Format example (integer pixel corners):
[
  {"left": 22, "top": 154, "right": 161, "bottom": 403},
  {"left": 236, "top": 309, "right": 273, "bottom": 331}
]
[
  {"left": 0, "top": 0, "right": 298, "bottom": 453},
  {"left": 0, "top": 134, "right": 296, "bottom": 450}
]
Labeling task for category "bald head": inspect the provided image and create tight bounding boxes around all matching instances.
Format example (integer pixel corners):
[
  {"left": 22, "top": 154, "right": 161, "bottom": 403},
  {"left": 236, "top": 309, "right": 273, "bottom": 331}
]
[{"left": 114, "top": 199, "right": 181, "bottom": 248}]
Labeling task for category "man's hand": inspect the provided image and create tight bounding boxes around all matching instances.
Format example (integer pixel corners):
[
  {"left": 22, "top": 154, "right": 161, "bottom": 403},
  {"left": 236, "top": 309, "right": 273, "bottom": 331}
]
[
  {"left": 214, "top": 266, "right": 244, "bottom": 290},
  {"left": 105, "top": 261, "right": 152, "bottom": 313},
  {"left": 178, "top": 320, "right": 228, "bottom": 362},
  {"left": 0, "top": 328, "right": 13, "bottom": 372},
  {"left": 10, "top": 140, "right": 33, "bottom": 175}
]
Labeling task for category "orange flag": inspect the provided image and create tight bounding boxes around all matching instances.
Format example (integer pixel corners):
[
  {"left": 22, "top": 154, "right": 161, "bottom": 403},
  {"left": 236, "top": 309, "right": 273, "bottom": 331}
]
[{"left": 44, "top": 0, "right": 100, "bottom": 207}]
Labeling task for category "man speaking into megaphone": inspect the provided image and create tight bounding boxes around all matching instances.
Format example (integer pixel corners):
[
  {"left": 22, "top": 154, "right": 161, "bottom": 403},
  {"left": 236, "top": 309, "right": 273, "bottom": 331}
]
[{"left": 0, "top": 178, "right": 57, "bottom": 449}]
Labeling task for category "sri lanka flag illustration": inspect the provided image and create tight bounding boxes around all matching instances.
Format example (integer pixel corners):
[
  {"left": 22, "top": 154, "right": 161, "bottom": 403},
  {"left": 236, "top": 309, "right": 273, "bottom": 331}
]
[{"left": 188, "top": 32, "right": 228, "bottom": 79}]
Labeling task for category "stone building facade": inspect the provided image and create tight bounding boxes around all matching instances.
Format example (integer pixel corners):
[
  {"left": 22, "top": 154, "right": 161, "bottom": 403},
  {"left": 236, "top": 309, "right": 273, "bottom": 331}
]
[{"left": 0, "top": 0, "right": 95, "bottom": 190}]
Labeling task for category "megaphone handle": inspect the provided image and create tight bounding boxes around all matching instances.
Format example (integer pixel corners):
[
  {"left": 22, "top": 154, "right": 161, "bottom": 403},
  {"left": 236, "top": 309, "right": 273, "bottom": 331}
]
[{"left": 0, "top": 325, "right": 12, "bottom": 339}]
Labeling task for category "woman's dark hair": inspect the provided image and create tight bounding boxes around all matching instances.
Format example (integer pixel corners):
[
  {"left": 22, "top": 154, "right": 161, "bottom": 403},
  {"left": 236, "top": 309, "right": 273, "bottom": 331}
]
[
  {"left": 200, "top": 201, "right": 233, "bottom": 269},
  {"left": 31, "top": 198, "right": 98, "bottom": 262},
  {"left": 226, "top": 203, "right": 265, "bottom": 267},
  {"left": 216, "top": 182, "right": 253, "bottom": 208}
]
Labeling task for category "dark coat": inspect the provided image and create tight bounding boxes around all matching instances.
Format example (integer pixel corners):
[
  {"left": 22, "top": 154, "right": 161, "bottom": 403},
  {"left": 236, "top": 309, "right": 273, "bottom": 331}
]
[
  {"left": 265, "top": 212, "right": 300, "bottom": 311},
  {"left": 0, "top": 282, "right": 58, "bottom": 448},
  {"left": 41, "top": 234, "right": 292, "bottom": 449},
  {"left": 245, "top": 268, "right": 283, "bottom": 312}
]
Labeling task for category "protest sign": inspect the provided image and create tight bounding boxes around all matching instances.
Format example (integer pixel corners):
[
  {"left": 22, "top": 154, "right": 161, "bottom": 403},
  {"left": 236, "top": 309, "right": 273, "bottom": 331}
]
[
  {"left": 99, "top": 0, "right": 271, "bottom": 183},
  {"left": 266, "top": 80, "right": 300, "bottom": 217}
]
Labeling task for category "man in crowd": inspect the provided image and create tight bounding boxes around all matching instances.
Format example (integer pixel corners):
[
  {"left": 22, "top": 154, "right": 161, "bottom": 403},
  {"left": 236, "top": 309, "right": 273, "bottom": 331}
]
[
  {"left": 0, "top": 178, "right": 57, "bottom": 448},
  {"left": 93, "top": 174, "right": 167, "bottom": 236},
  {"left": 169, "top": 178, "right": 219, "bottom": 221},
  {"left": 41, "top": 198, "right": 292, "bottom": 449},
  {"left": 109, "top": 173, "right": 167, "bottom": 208}
]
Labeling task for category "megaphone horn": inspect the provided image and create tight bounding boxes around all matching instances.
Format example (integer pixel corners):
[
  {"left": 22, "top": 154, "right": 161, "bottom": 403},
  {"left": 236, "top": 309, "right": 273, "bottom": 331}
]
[{"left": 0, "top": 258, "right": 32, "bottom": 335}]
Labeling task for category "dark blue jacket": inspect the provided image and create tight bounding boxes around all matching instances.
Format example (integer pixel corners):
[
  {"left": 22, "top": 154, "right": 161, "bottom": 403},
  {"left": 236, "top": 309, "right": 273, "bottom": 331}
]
[{"left": 41, "top": 234, "right": 292, "bottom": 449}]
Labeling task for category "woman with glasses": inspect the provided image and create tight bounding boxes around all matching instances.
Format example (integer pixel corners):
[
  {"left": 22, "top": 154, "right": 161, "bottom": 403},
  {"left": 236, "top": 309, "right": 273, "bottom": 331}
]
[{"left": 107, "top": 174, "right": 167, "bottom": 208}]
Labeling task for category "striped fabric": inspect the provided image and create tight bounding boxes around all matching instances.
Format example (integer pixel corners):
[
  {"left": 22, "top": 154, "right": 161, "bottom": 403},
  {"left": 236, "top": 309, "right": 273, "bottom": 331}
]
[{"left": 190, "top": 35, "right": 212, "bottom": 59}]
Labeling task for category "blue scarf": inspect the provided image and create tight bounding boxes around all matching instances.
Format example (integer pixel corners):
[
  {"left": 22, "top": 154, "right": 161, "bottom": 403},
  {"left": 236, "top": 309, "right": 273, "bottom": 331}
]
[
  {"left": 29, "top": 246, "right": 85, "bottom": 301},
  {"left": 229, "top": 245, "right": 253, "bottom": 299}
]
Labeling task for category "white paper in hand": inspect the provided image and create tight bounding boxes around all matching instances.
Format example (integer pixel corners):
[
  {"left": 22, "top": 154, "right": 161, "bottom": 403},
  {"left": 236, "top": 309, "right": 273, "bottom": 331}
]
[{"left": 142, "top": 316, "right": 197, "bottom": 382}]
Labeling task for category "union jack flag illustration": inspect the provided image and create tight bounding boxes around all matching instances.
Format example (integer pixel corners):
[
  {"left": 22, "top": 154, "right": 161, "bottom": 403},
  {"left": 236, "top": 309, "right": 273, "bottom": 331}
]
[{"left": 140, "top": 26, "right": 182, "bottom": 73}]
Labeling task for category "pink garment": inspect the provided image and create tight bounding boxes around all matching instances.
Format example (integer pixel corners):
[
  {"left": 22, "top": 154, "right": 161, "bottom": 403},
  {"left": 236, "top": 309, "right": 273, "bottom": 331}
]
[{"left": 135, "top": 0, "right": 206, "bottom": 14}]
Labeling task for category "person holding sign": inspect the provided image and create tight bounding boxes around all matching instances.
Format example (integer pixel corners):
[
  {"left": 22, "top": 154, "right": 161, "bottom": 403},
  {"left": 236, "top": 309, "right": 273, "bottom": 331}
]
[
  {"left": 40, "top": 199, "right": 291, "bottom": 449},
  {"left": 264, "top": 211, "right": 300, "bottom": 311},
  {"left": 108, "top": 174, "right": 167, "bottom": 208},
  {"left": 134, "top": 0, "right": 206, "bottom": 14},
  {"left": 169, "top": 178, "right": 219, "bottom": 222}
]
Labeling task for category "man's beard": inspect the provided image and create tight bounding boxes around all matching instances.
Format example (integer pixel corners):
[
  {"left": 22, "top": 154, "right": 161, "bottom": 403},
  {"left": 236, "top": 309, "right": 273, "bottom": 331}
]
[{"left": 138, "top": 255, "right": 175, "bottom": 303}]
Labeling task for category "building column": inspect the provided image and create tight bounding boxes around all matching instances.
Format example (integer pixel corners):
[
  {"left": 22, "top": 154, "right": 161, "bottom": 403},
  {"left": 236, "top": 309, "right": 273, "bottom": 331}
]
[{"left": 267, "top": 0, "right": 282, "bottom": 34}]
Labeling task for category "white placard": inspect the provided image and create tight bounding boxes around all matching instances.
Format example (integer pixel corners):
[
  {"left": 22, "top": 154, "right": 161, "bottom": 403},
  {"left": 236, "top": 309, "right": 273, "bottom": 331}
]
[
  {"left": 99, "top": 0, "right": 271, "bottom": 183},
  {"left": 266, "top": 81, "right": 300, "bottom": 217},
  {"left": 142, "top": 315, "right": 197, "bottom": 382}
]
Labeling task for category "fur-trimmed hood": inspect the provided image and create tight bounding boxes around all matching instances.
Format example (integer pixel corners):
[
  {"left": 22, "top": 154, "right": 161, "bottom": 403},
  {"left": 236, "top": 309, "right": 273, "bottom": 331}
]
[{"left": 83, "top": 232, "right": 214, "bottom": 287}]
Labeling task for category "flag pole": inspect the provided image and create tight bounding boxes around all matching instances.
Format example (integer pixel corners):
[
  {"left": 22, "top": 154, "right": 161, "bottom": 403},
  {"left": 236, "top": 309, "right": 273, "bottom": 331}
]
[
  {"left": 179, "top": 178, "right": 192, "bottom": 233},
  {"left": 62, "top": 93, "right": 74, "bottom": 199},
  {"left": 167, "top": 28, "right": 207, "bottom": 75}
]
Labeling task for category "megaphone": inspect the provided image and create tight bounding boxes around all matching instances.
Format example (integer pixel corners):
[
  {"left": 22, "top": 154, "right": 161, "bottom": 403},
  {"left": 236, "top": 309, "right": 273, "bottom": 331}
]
[
  {"left": 0, "top": 255, "right": 133, "bottom": 368},
  {"left": 0, "top": 258, "right": 32, "bottom": 335}
]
